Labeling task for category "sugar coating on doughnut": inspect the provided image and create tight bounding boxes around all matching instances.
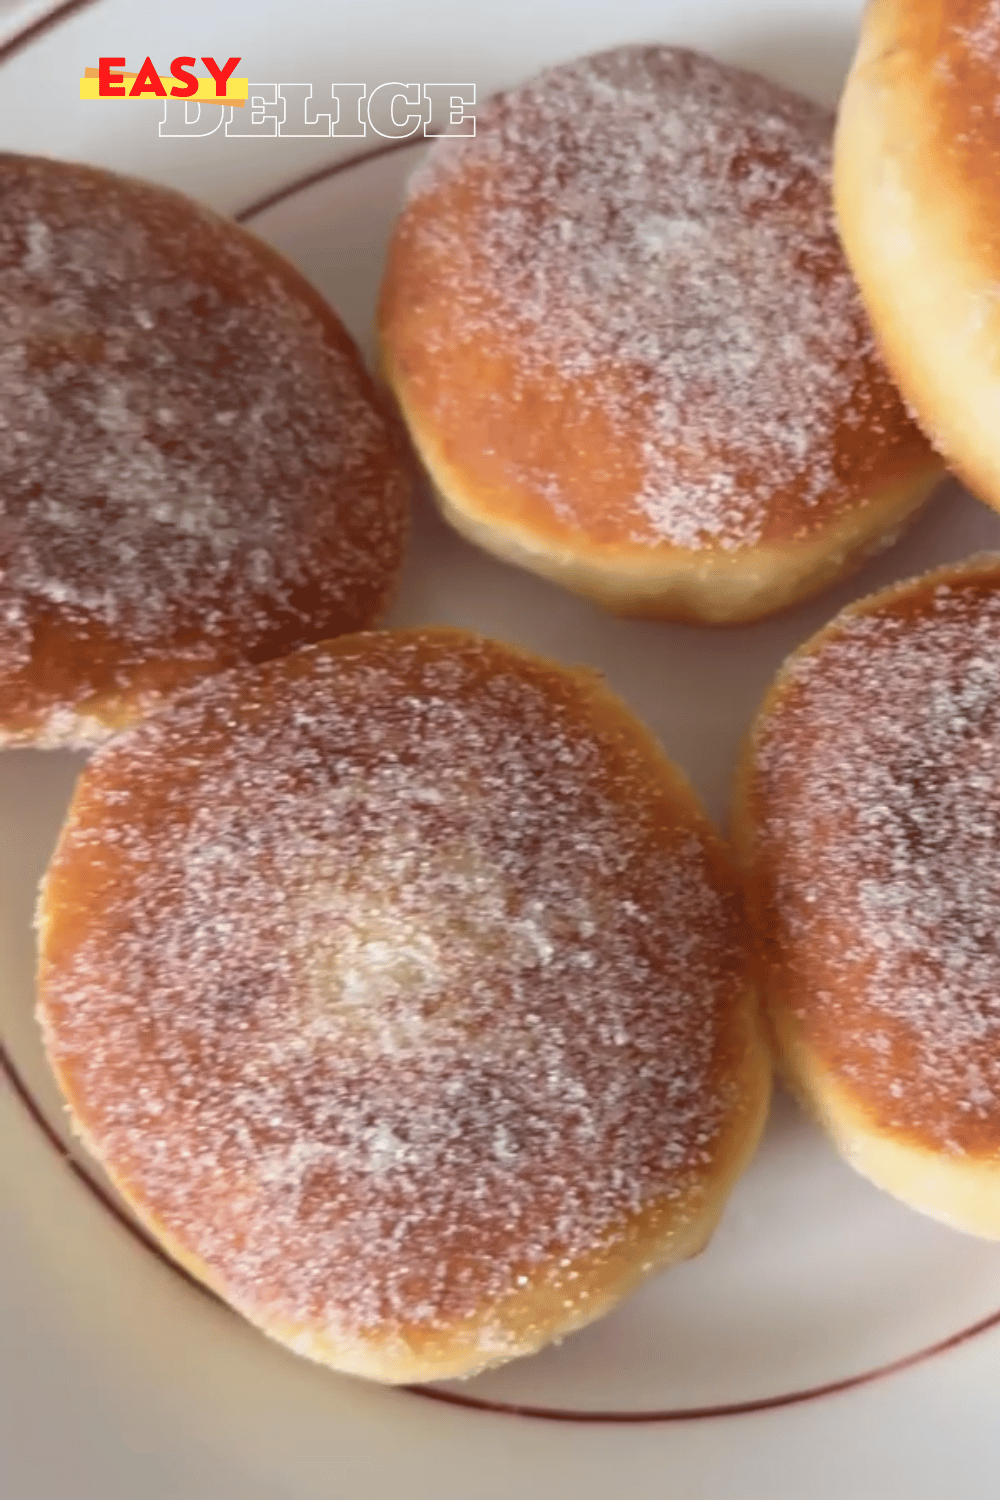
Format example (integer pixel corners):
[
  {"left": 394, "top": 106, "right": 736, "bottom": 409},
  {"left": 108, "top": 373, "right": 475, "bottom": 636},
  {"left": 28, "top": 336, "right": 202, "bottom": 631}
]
[
  {"left": 38, "top": 634, "right": 747, "bottom": 1358},
  {"left": 0, "top": 155, "right": 408, "bottom": 745},
  {"left": 397, "top": 46, "right": 919, "bottom": 552},
  {"left": 953, "top": 1, "right": 1000, "bottom": 63},
  {"left": 751, "top": 566, "right": 1000, "bottom": 1152}
]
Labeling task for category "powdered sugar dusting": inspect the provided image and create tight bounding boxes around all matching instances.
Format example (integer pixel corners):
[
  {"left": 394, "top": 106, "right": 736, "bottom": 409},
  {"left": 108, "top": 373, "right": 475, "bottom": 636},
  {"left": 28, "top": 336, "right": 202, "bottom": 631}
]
[
  {"left": 954, "top": 0, "right": 1000, "bottom": 63},
  {"left": 399, "top": 46, "right": 918, "bottom": 552},
  {"left": 753, "top": 562, "right": 1000, "bottom": 1151},
  {"left": 0, "top": 154, "right": 408, "bottom": 745},
  {"left": 39, "top": 633, "right": 746, "bottom": 1358}
]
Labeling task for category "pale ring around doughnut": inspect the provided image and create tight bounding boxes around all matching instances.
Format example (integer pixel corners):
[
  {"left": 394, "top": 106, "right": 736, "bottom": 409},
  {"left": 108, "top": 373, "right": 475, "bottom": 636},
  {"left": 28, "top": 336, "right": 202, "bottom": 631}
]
[
  {"left": 835, "top": 0, "right": 1000, "bottom": 514},
  {"left": 37, "top": 628, "right": 770, "bottom": 1382},
  {"left": 0, "top": 152, "right": 411, "bottom": 749},
  {"left": 734, "top": 556, "right": 1000, "bottom": 1237},
  {"left": 380, "top": 45, "right": 941, "bottom": 626}
]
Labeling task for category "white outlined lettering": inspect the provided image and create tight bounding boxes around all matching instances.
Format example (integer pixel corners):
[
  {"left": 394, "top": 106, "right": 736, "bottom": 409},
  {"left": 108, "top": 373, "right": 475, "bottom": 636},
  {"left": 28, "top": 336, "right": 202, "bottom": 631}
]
[
  {"left": 331, "top": 82, "right": 366, "bottom": 137},
  {"left": 225, "top": 82, "right": 283, "bottom": 136},
  {"left": 278, "top": 83, "right": 332, "bottom": 137},
  {"left": 366, "top": 81, "right": 421, "bottom": 139},
  {"left": 423, "top": 83, "right": 476, "bottom": 137},
  {"left": 152, "top": 81, "right": 478, "bottom": 142},
  {"left": 159, "top": 100, "right": 226, "bottom": 136}
]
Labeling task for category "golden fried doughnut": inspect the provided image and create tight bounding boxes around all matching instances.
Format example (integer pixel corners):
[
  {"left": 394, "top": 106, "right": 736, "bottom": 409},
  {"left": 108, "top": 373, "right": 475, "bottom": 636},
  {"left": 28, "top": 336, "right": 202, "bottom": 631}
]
[
  {"left": 0, "top": 153, "right": 410, "bottom": 749},
  {"left": 378, "top": 45, "right": 940, "bottom": 625},
  {"left": 835, "top": 0, "right": 1000, "bottom": 512},
  {"left": 37, "top": 628, "right": 769, "bottom": 1382},
  {"left": 734, "top": 557, "right": 1000, "bottom": 1236}
]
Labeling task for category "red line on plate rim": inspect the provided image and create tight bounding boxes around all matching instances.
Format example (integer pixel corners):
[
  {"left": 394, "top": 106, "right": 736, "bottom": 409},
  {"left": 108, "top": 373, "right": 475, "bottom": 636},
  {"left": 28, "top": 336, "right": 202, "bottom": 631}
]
[
  {"left": 4, "top": 0, "right": 1000, "bottom": 1427},
  {"left": 6, "top": 1039, "right": 1000, "bottom": 1423},
  {"left": 233, "top": 136, "right": 423, "bottom": 224},
  {"left": 0, "top": 0, "right": 103, "bottom": 67}
]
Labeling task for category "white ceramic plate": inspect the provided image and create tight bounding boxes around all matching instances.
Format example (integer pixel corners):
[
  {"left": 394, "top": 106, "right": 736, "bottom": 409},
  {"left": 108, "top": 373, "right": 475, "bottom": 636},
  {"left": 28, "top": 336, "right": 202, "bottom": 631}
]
[{"left": 4, "top": 1, "right": 1000, "bottom": 1495}]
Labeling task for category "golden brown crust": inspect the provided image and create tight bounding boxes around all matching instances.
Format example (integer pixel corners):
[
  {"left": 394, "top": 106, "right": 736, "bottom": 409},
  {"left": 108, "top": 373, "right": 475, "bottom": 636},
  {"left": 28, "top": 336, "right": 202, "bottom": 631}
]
[
  {"left": 835, "top": 0, "right": 1000, "bottom": 511},
  {"left": 734, "top": 556, "right": 1000, "bottom": 1231},
  {"left": 380, "top": 45, "right": 938, "bottom": 624},
  {"left": 0, "top": 153, "right": 411, "bottom": 749},
  {"left": 37, "top": 628, "right": 769, "bottom": 1381}
]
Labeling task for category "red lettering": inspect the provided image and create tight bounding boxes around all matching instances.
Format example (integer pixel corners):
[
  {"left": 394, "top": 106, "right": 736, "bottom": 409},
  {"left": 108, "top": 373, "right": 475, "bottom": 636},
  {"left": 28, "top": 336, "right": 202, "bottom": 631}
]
[
  {"left": 97, "top": 56, "right": 126, "bottom": 97},
  {"left": 169, "top": 56, "right": 198, "bottom": 99},
  {"left": 201, "top": 55, "right": 240, "bottom": 98},
  {"left": 128, "top": 56, "right": 166, "bottom": 98}
]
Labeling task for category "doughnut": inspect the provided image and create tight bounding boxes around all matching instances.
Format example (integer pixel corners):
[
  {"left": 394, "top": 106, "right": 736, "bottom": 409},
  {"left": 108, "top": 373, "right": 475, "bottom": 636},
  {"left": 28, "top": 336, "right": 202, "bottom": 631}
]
[
  {"left": 734, "top": 556, "right": 1000, "bottom": 1236},
  {"left": 0, "top": 153, "right": 410, "bottom": 750},
  {"left": 835, "top": 0, "right": 1000, "bottom": 513},
  {"left": 37, "top": 628, "right": 770, "bottom": 1383},
  {"left": 377, "top": 45, "right": 941, "bottom": 626}
]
